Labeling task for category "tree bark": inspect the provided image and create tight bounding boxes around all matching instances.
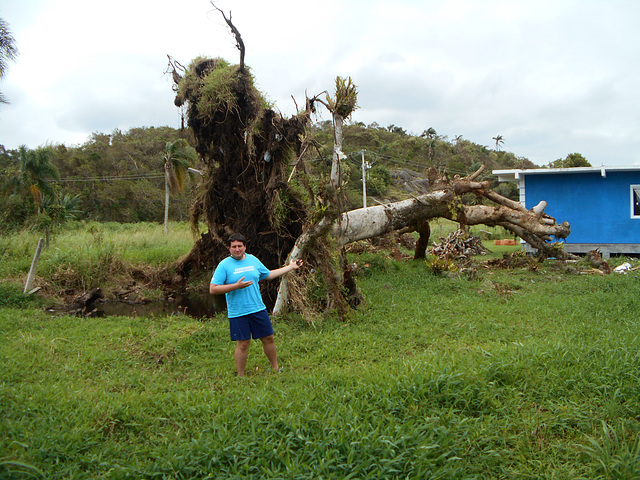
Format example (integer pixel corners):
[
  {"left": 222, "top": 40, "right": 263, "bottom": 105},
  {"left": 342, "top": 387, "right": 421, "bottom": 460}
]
[
  {"left": 330, "top": 111, "right": 344, "bottom": 192},
  {"left": 164, "top": 163, "right": 170, "bottom": 234},
  {"left": 211, "top": 3, "right": 245, "bottom": 71},
  {"left": 413, "top": 219, "right": 431, "bottom": 259},
  {"left": 330, "top": 190, "right": 453, "bottom": 245},
  {"left": 324, "top": 181, "right": 569, "bottom": 249}
]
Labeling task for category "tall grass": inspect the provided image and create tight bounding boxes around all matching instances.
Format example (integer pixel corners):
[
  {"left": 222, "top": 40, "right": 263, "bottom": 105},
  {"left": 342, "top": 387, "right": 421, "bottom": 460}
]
[
  {"left": 0, "top": 221, "right": 197, "bottom": 297},
  {"left": 2, "top": 235, "right": 640, "bottom": 478},
  {"left": 0, "top": 219, "right": 503, "bottom": 286}
]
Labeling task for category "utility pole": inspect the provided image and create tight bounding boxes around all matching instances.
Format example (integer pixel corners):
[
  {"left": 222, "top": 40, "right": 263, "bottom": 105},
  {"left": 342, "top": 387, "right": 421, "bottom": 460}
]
[{"left": 361, "top": 150, "right": 371, "bottom": 208}]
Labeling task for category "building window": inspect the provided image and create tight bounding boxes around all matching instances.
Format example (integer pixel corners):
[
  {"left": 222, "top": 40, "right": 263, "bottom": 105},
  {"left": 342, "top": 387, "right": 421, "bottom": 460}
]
[{"left": 632, "top": 185, "right": 640, "bottom": 218}]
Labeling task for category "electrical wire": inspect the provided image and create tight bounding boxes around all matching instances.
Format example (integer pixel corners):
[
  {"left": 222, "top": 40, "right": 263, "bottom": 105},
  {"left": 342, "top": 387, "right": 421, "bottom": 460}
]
[
  {"left": 46, "top": 173, "right": 165, "bottom": 183},
  {"left": 311, "top": 148, "right": 487, "bottom": 179}
]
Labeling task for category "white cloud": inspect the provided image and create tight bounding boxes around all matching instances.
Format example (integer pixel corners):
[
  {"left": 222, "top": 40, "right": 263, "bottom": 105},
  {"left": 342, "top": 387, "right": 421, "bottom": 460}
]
[{"left": 1, "top": 0, "right": 639, "bottom": 166}]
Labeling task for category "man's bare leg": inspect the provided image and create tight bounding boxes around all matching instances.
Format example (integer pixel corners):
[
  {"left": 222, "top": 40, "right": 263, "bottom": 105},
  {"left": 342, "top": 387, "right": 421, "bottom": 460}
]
[
  {"left": 260, "top": 335, "right": 279, "bottom": 371},
  {"left": 234, "top": 339, "right": 251, "bottom": 376}
]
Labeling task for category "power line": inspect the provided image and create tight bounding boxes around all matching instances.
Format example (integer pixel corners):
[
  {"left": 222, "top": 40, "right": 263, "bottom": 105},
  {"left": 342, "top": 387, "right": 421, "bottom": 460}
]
[
  {"left": 47, "top": 150, "right": 496, "bottom": 186},
  {"left": 345, "top": 149, "right": 478, "bottom": 178},
  {"left": 46, "top": 173, "right": 165, "bottom": 183}
]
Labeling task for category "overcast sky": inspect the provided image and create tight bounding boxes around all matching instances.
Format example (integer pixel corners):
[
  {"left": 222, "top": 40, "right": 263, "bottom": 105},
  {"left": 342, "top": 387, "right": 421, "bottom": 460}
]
[{"left": 1, "top": 0, "right": 639, "bottom": 168}]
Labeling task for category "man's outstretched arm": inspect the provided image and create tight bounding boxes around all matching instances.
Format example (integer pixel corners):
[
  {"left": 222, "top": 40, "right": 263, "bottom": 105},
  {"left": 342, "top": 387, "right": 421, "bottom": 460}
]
[{"left": 266, "top": 260, "right": 303, "bottom": 281}]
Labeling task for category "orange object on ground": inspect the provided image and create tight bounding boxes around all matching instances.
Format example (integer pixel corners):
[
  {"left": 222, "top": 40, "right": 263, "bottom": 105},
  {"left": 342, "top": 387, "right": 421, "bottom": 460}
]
[{"left": 494, "top": 239, "right": 518, "bottom": 246}]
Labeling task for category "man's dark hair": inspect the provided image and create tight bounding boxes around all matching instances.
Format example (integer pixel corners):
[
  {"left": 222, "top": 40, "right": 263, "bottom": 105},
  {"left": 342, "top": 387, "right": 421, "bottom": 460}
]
[{"left": 228, "top": 233, "right": 246, "bottom": 245}]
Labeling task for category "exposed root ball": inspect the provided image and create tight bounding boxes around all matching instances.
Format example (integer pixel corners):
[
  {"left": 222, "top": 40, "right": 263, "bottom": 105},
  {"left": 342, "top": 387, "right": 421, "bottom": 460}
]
[{"left": 172, "top": 57, "right": 309, "bottom": 309}]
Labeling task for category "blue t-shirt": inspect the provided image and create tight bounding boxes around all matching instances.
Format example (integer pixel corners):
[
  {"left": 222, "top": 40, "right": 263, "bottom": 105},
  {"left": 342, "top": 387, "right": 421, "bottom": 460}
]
[{"left": 211, "top": 254, "right": 270, "bottom": 318}]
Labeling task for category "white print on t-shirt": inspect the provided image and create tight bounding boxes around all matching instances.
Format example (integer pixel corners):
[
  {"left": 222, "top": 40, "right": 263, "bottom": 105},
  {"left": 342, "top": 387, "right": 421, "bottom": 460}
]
[{"left": 234, "top": 266, "right": 255, "bottom": 275}]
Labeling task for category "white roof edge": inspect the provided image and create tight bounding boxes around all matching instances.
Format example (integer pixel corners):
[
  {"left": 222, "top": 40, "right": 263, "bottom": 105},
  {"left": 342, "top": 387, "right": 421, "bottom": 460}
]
[{"left": 493, "top": 165, "right": 640, "bottom": 181}]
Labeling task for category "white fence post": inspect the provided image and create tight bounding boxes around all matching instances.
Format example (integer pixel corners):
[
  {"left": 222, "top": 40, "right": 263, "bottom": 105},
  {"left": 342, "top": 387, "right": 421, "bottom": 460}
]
[{"left": 24, "top": 238, "right": 45, "bottom": 294}]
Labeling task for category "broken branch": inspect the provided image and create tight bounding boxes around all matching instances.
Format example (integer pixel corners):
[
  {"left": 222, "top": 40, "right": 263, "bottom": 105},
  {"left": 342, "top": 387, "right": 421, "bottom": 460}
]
[{"left": 211, "top": 2, "right": 245, "bottom": 71}]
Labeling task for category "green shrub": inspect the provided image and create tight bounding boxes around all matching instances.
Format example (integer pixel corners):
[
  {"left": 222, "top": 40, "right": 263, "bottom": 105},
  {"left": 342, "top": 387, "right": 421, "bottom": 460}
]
[
  {"left": 0, "top": 283, "right": 42, "bottom": 308},
  {"left": 366, "top": 165, "right": 392, "bottom": 196}
]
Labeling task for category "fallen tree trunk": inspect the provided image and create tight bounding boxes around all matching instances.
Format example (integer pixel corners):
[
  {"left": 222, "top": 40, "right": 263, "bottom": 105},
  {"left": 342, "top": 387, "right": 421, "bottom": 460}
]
[
  {"left": 272, "top": 167, "right": 572, "bottom": 316},
  {"left": 330, "top": 191, "right": 453, "bottom": 245},
  {"left": 328, "top": 186, "right": 569, "bottom": 250}
]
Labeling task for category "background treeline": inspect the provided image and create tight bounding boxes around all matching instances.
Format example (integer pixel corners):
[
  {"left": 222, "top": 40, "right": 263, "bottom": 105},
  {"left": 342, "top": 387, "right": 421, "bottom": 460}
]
[
  {"left": 1, "top": 127, "right": 192, "bottom": 231},
  {"left": 0, "top": 122, "right": 544, "bottom": 232}
]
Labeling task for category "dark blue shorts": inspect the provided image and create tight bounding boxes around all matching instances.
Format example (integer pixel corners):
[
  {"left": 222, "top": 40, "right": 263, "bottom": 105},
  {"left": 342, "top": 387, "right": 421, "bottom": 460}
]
[{"left": 229, "top": 309, "right": 274, "bottom": 341}]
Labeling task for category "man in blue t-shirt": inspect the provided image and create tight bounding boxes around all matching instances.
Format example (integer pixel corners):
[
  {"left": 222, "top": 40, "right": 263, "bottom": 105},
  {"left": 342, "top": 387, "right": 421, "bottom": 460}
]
[{"left": 210, "top": 233, "right": 303, "bottom": 377}]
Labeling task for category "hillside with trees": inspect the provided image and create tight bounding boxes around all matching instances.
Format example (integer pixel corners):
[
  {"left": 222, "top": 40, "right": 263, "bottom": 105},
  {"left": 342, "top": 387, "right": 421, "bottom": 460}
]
[
  {"left": 0, "top": 127, "right": 192, "bottom": 229},
  {"left": 1, "top": 122, "right": 542, "bottom": 232}
]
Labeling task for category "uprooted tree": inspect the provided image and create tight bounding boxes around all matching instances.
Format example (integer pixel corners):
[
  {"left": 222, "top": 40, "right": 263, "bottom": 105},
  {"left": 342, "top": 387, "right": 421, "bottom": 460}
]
[{"left": 167, "top": 7, "right": 571, "bottom": 320}]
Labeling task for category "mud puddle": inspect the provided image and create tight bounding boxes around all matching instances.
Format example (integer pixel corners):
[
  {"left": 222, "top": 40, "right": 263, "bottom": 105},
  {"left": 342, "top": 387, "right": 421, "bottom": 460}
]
[{"left": 96, "top": 293, "right": 226, "bottom": 319}]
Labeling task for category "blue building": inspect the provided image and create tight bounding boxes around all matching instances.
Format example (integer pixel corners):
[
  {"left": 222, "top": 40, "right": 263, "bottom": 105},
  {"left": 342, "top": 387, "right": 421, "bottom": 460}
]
[{"left": 494, "top": 166, "right": 640, "bottom": 258}]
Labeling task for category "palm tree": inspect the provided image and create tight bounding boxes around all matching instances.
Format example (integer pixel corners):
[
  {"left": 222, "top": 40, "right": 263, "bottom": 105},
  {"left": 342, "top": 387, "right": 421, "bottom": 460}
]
[
  {"left": 163, "top": 139, "right": 197, "bottom": 233},
  {"left": 324, "top": 76, "right": 358, "bottom": 196},
  {"left": 42, "top": 192, "right": 83, "bottom": 223},
  {"left": 492, "top": 135, "right": 504, "bottom": 152},
  {"left": 1, "top": 18, "right": 19, "bottom": 104},
  {"left": 426, "top": 138, "right": 437, "bottom": 165},
  {"left": 15, "top": 146, "right": 60, "bottom": 213},
  {"left": 421, "top": 127, "right": 437, "bottom": 139}
]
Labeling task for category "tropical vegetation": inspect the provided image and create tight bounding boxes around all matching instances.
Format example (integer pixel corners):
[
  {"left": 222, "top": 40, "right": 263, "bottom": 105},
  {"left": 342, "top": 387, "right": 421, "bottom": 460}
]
[
  {"left": 162, "top": 139, "right": 198, "bottom": 234},
  {"left": 548, "top": 152, "right": 591, "bottom": 168},
  {"left": 0, "top": 16, "right": 18, "bottom": 104},
  {"left": 1, "top": 121, "right": 595, "bottom": 236},
  {"left": 0, "top": 127, "right": 191, "bottom": 230}
]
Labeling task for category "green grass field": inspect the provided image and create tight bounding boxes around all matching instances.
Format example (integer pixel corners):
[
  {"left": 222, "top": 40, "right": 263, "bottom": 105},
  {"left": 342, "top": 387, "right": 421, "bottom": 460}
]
[{"left": 2, "top": 223, "right": 640, "bottom": 478}]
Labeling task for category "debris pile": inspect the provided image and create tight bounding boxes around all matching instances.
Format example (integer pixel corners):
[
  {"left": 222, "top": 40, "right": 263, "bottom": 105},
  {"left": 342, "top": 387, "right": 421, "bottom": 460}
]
[
  {"left": 487, "top": 250, "right": 538, "bottom": 270},
  {"left": 68, "top": 288, "right": 103, "bottom": 317},
  {"left": 428, "top": 229, "right": 489, "bottom": 260},
  {"left": 584, "top": 249, "right": 611, "bottom": 274}
]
